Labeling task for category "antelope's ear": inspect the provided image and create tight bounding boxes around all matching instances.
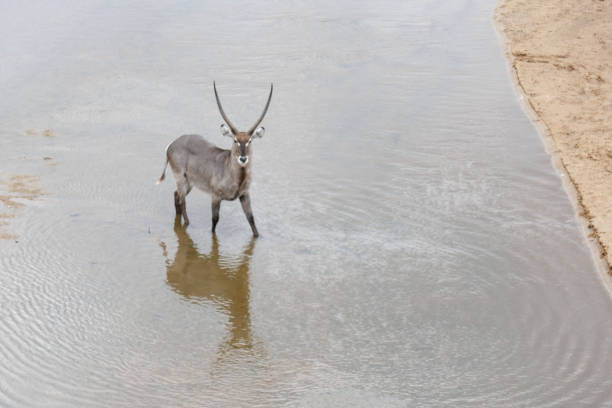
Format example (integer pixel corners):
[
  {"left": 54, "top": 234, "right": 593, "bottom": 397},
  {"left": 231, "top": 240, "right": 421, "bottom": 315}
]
[
  {"left": 253, "top": 126, "right": 265, "bottom": 138},
  {"left": 220, "top": 124, "right": 232, "bottom": 137}
]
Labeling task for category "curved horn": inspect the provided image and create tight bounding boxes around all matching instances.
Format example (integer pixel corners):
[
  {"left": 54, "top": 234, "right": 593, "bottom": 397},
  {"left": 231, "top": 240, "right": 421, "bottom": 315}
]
[
  {"left": 248, "top": 83, "right": 273, "bottom": 135},
  {"left": 213, "top": 81, "right": 238, "bottom": 135}
]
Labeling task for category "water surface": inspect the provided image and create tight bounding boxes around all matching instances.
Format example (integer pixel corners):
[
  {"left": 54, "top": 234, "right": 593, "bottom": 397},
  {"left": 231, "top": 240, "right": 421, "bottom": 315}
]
[{"left": 1, "top": 1, "right": 611, "bottom": 406}]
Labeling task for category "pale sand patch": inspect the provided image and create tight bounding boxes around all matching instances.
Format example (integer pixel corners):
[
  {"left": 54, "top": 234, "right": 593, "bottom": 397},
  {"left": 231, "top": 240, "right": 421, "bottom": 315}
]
[
  {"left": 0, "top": 221, "right": 18, "bottom": 240},
  {"left": 25, "top": 129, "right": 56, "bottom": 138},
  {"left": 496, "top": 0, "right": 612, "bottom": 274},
  {"left": 0, "top": 175, "right": 45, "bottom": 239}
]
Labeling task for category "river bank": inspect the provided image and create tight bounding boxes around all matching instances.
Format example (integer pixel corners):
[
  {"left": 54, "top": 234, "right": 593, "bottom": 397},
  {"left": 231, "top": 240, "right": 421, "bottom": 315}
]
[{"left": 496, "top": 0, "right": 612, "bottom": 274}]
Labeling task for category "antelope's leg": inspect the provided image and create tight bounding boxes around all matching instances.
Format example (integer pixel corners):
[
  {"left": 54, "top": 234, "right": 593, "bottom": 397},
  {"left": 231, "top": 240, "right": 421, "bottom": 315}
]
[
  {"left": 174, "top": 178, "right": 190, "bottom": 226},
  {"left": 174, "top": 191, "right": 182, "bottom": 215},
  {"left": 181, "top": 199, "right": 189, "bottom": 226},
  {"left": 239, "top": 194, "right": 259, "bottom": 237},
  {"left": 211, "top": 196, "right": 221, "bottom": 233}
]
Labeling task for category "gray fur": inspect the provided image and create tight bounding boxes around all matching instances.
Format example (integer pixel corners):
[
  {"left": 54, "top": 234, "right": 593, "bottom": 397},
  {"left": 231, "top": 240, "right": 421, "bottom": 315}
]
[
  {"left": 158, "top": 134, "right": 258, "bottom": 236},
  {"left": 158, "top": 82, "right": 272, "bottom": 237}
]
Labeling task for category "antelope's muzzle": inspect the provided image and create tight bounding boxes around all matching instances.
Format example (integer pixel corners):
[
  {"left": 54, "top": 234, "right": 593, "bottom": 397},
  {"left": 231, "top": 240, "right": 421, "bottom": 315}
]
[{"left": 238, "top": 156, "right": 248, "bottom": 165}]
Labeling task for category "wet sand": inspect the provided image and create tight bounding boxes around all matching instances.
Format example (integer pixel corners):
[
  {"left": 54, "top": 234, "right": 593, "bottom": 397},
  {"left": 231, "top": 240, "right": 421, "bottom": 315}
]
[
  {"left": 0, "top": 174, "right": 44, "bottom": 239},
  {"left": 496, "top": 0, "right": 612, "bottom": 273}
]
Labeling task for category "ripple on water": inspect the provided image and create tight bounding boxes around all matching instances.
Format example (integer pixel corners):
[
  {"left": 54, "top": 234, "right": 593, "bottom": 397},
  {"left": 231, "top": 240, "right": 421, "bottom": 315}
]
[{"left": 2, "top": 0, "right": 612, "bottom": 406}]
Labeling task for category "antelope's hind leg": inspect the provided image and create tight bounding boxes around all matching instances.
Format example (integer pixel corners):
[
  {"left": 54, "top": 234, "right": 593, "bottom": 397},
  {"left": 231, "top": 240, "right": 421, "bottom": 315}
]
[
  {"left": 173, "top": 191, "right": 190, "bottom": 225},
  {"left": 173, "top": 177, "right": 191, "bottom": 226}
]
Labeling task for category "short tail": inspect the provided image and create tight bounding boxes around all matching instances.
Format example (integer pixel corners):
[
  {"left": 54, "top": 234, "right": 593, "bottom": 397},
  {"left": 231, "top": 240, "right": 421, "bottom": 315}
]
[
  {"left": 157, "top": 159, "right": 168, "bottom": 184},
  {"left": 157, "top": 143, "right": 171, "bottom": 184}
]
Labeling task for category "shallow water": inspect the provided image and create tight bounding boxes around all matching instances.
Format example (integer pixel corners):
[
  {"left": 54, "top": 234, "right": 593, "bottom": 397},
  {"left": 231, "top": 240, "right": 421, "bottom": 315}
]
[{"left": 1, "top": 0, "right": 611, "bottom": 406}]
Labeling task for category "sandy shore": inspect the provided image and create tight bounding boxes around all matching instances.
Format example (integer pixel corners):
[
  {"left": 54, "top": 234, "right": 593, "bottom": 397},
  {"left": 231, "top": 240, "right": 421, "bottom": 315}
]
[{"left": 496, "top": 0, "right": 612, "bottom": 274}]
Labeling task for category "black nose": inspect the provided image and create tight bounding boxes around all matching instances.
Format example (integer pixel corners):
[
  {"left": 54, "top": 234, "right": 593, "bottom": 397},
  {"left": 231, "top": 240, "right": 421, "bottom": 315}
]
[{"left": 239, "top": 156, "right": 247, "bottom": 163}]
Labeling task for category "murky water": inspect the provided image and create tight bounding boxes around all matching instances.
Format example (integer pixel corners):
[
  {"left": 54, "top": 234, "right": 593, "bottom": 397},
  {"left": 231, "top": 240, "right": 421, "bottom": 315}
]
[{"left": 1, "top": 1, "right": 611, "bottom": 406}]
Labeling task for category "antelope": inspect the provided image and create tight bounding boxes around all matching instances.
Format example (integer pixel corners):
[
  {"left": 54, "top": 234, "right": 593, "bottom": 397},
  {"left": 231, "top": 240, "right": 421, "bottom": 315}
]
[{"left": 158, "top": 82, "right": 273, "bottom": 237}]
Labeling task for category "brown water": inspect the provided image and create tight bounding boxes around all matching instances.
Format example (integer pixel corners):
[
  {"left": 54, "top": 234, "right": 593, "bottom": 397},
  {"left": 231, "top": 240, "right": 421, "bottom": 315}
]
[{"left": 1, "top": 1, "right": 612, "bottom": 406}]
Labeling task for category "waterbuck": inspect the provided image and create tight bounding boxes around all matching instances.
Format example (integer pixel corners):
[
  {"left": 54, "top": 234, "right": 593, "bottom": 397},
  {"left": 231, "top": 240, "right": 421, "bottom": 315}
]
[{"left": 158, "top": 82, "right": 273, "bottom": 237}]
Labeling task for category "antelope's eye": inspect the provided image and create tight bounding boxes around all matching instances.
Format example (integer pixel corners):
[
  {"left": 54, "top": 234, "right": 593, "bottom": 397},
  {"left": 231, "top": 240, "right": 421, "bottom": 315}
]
[{"left": 234, "top": 140, "right": 239, "bottom": 144}]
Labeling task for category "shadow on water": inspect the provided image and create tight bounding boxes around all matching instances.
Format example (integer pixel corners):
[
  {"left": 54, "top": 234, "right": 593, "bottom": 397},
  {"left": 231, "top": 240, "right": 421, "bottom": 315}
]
[{"left": 160, "top": 217, "right": 259, "bottom": 364}]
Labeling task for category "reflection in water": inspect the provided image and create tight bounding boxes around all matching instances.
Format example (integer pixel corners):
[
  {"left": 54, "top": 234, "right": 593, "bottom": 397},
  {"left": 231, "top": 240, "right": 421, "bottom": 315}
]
[
  {"left": 161, "top": 218, "right": 257, "bottom": 360},
  {"left": 4, "top": 1, "right": 612, "bottom": 405}
]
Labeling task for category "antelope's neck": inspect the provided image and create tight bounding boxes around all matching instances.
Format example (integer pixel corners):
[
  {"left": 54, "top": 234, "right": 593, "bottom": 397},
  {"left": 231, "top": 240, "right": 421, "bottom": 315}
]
[{"left": 229, "top": 155, "right": 251, "bottom": 189}]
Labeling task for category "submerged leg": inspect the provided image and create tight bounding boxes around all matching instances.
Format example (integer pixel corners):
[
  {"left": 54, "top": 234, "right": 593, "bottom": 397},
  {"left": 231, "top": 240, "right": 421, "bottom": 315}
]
[
  {"left": 174, "top": 192, "right": 190, "bottom": 225},
  {"left": 181, "top": 198, "right": 190, "bottom": 226},
  {"left": 174, "top": 175, "right": 191, "bottom": 226},
  {"left": 174, "top": 191, "right": 182, "bottom": 215},
  {"left": 239, "top": 194, "right": 259, "bottom": 237},
  {"left": 173, "top": 214, "right": 182, "bottom": 229},
  {"left": 211, "top": 196, "right": 221, "bottom": 234}
]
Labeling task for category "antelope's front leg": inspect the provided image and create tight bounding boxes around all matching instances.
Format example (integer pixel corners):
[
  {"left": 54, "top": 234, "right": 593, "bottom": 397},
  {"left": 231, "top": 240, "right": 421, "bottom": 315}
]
[
  {"left": 211, "top": 196, "right": 221, "bottom": 234},
  {"left": 239, "top": 194, "right": 259, "bottom": 237}
]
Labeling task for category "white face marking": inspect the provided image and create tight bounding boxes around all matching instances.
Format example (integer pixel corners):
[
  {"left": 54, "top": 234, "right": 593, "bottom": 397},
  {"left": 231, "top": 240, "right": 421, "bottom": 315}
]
[{"left": 236, "top": 156, "right": 249, "bottom": 166}]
